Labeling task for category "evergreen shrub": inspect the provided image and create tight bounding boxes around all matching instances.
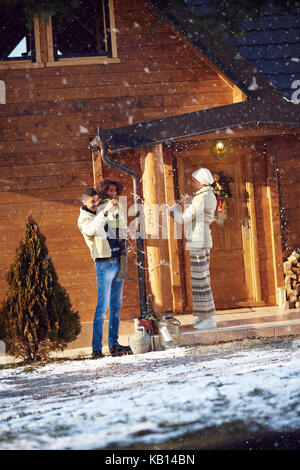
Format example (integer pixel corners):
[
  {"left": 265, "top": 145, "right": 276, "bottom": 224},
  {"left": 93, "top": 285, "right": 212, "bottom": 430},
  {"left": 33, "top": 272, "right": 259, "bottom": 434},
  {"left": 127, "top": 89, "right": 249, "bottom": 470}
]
[{"left": 0, "top": 215, "right": 81, "bottom": 362}]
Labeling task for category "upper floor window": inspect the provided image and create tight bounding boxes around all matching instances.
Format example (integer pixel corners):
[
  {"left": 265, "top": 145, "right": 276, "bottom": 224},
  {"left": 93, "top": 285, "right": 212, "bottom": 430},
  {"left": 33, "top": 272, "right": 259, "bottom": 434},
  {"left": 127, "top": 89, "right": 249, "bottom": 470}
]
[
  {"left": 52, "top": 0, "right": 112, "bottom": 60},
  {"left": 0, "top": 0, "right": 118, "bottom": 69},
  {"left": 0, "top": 3, "right": 36, "bottom": 62}
]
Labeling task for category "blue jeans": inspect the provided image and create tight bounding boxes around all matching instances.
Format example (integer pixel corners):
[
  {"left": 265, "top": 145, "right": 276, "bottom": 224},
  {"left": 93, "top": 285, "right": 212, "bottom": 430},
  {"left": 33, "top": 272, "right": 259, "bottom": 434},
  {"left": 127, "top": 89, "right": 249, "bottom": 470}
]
[{"left": 92, "top": 260, "right": 124, "bottom": 351}]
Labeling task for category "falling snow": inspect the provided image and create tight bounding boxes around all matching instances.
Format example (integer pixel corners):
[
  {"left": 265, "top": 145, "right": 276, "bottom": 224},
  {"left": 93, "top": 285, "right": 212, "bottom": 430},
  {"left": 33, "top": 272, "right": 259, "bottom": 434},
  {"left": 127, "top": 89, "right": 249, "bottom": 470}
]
[{"left": 248, "top": 76, "right": 259, "bottom": 91}]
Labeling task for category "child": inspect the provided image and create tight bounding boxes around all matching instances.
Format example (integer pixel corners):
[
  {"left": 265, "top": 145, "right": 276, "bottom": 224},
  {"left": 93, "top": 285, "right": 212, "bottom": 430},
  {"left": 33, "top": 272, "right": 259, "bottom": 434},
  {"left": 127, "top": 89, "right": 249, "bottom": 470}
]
[{"left": 96, "top": 178, "right": 133, "bottom": 281}]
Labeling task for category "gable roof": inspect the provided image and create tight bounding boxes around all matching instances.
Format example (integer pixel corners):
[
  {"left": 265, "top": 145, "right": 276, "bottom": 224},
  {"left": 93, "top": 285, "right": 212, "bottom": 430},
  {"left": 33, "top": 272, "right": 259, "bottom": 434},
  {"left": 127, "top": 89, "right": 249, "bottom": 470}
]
[
  {"left": 148, "top": 0, "right": 298, "bottom": 102},
  {"left": 92, "top": 2, "right": 300, "bottom": 152},
  {"left": 96, "top": 100, "right": 300, "bottom": 152},
  {"left": 185, "top": 0, "right": 300, "bottom": 101}
]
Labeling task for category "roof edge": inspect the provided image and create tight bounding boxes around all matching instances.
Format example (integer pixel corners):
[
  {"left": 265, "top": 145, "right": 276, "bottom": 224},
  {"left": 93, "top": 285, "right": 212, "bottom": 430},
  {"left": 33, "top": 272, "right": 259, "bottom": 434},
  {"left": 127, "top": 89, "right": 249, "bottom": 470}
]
[
  {"left": 147, "top": 0, "right": 284, "bottom": 102},
  {"left": 95, "top": 100, "right": 300, "bottom": 151}
]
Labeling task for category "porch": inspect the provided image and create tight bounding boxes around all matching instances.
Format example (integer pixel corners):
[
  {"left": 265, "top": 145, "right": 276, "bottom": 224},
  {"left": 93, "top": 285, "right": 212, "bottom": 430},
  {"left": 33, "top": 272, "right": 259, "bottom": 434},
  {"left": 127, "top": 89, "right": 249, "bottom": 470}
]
[
  {"left": 91, "top": 99, "right": 300, "bottom": 321},
  {"left": 66, "top": 306, "right": 300, "bottom": 354},
  {"left": 74, "top": 305, "right": 300, "bottom": 353},
  {"left": 175, "top": 306, "right": 300, "bottom": 347}
]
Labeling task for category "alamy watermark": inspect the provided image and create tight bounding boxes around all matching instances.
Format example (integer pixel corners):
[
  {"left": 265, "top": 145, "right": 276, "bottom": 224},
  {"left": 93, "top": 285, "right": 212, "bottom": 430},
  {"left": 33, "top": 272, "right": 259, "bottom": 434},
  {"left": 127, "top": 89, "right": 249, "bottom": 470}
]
[
  {"left": 0, "top": 80, "right": 6, "bottom": 104},
  {"left": 95, "top": 196, "right": 200, "bottom": 241},
  {"left": 291, "top": 80, "right": 300, "bottom": 104}
]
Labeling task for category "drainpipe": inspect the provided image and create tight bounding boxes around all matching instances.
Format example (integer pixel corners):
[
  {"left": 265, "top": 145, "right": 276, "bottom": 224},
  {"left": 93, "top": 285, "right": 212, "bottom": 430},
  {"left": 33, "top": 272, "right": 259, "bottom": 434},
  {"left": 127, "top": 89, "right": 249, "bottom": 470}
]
[{"left": 95, "top": 127, "right": 148, "bottom": 318}]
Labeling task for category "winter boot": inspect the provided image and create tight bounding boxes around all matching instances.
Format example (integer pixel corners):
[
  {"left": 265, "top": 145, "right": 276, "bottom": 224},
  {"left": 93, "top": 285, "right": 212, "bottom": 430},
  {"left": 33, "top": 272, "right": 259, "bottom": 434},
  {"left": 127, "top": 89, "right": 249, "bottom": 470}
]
[
  {"left": 109, "top": 343, "right": 132, "bottom": 356},
  {"left": 91, "top": 350, "right": 104, "bottom": 359}
]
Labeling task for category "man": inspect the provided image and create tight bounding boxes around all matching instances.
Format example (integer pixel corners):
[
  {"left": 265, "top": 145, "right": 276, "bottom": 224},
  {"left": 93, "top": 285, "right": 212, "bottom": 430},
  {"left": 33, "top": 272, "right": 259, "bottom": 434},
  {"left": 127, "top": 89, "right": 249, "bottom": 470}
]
[{"left": 78, "top": 187, "right": 131, "bottom": 358}]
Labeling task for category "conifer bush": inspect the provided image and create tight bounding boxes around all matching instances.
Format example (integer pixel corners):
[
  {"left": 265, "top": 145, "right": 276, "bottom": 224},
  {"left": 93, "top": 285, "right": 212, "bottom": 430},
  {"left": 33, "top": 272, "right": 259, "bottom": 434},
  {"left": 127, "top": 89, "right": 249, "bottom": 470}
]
[{"left": 0, "top": 215, "right": 81, "bottom": 362}]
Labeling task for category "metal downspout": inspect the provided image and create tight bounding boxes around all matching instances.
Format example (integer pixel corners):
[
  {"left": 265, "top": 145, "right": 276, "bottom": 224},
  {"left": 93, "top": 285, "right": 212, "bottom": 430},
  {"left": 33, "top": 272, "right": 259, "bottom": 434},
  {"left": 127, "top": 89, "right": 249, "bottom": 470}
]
[{"left": 96, "top": 127, "right": 147, "bottom": 318}]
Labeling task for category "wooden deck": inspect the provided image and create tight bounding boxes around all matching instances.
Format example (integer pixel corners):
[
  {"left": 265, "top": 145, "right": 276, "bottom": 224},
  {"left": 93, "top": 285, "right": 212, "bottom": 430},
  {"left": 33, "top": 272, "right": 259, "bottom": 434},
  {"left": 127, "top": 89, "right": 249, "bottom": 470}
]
[
  {"left": 2, "top": 307, "right": 300, "bottom": 364},
  {"left": 71, "top": 306, "right": 300, "bottom": 354},
  {"left": 175, "top": 307, "right": 300, "bottom": 348}
]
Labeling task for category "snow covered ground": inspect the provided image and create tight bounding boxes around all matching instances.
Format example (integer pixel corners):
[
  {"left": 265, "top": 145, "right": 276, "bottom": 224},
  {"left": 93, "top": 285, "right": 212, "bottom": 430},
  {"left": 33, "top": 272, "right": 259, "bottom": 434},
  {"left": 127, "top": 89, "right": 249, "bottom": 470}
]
[{"left": 1, "top": 337, "right": 300, "bottom": 450}]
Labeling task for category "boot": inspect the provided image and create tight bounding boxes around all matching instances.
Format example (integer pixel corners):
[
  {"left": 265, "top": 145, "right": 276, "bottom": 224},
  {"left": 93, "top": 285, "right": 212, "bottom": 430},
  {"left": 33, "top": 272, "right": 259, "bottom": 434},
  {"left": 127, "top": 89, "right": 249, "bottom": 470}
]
[
  {"left": 91, "top": 350, "right": 104, "bottom": 359},
  {"left": 109, "top": 343, "right": 132, "bottom": 356},
  {"left": 117, "top": 254, "right": 134, "bottom": 280}
]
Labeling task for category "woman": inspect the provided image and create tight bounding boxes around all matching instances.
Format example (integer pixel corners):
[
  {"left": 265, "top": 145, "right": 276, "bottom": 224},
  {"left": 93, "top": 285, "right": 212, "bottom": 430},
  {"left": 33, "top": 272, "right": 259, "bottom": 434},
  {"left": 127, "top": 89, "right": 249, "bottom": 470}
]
[
  {"left": 96, "top": 178, "right": 132, "bottom": 280},
  {"left": 172, "top": 168, "right": 217, "bottom": 329}
]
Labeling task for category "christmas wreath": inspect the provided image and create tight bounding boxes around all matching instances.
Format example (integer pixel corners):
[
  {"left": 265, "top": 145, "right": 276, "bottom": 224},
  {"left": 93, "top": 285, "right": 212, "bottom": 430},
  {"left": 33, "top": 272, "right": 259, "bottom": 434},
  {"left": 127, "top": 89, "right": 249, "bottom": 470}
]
[{"left": 212, "top": 171, "right": 234, "bottom": 221}]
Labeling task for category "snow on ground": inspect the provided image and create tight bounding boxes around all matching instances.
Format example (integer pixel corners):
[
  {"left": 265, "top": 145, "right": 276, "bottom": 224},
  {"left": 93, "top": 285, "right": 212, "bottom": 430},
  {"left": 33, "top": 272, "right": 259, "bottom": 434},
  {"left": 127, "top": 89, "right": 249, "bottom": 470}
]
[{"left": 1, "top": 338, "right": 300, "bottom": 450}]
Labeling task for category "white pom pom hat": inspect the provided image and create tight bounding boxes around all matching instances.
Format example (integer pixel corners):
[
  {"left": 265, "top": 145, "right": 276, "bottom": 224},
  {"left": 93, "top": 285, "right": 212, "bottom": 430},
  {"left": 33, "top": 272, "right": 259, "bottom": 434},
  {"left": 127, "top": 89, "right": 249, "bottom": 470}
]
[{"left": 192, "top": 168, "right": 214, "bottom": 185}]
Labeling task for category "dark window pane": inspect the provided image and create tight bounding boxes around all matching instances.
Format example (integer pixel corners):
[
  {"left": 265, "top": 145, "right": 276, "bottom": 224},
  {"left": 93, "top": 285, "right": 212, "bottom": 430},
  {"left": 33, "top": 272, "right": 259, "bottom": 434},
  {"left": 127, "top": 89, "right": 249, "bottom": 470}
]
[
  {"left": 52, "top": 0, "right": 111, "bottom": 59},
  {"left": 0, "top": 3, "right": 35, "bottom": 61}
]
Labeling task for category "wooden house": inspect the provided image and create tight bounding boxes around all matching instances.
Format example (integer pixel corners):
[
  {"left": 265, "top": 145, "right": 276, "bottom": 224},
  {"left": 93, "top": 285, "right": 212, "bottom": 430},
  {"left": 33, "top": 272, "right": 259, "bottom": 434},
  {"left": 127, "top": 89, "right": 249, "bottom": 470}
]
[{"left": 0, "top": 0, "right": 299, "bottom": 348}]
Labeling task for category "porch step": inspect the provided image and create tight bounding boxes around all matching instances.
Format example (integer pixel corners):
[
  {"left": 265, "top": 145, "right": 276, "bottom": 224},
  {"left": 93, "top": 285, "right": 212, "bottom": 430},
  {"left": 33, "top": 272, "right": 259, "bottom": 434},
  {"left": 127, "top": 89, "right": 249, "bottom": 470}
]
[
  {"left": 66, "top": 307, "right": 300, "bottom": 352},
  {"left": 169, "top": 308, "right": 300, "bottom": 348}
]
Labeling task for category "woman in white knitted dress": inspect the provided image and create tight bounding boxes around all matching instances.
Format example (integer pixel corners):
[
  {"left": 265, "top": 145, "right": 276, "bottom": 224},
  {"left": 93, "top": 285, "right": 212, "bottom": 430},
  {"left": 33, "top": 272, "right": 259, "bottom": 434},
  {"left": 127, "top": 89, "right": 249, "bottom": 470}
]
[{"left": 172, "top": 168, "right": 217, "bottom": 329}]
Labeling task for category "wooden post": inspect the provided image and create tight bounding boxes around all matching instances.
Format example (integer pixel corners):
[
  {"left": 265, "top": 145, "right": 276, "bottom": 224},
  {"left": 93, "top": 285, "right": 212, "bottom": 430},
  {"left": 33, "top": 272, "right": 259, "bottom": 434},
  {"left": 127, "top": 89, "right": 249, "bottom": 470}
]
[
  {"left": 176, "top": 154, "right": 193, "bottom": 313},
  {"left": 140, "top": 144, "right": 173, "bottom": 313},
  {"left": 243, "top": 149, "right": 262, "bottom": 302},
  {"left": 38, "top": 14, "right": 49, "bottom": 64},
  {"left": 92, "top": 151, "right": 103, "bottom": 187},
  {"left": 163, "top": 146, "right": 186, "bottom": 312},
  {"left": 265, "top": 140, "right": 285, "bottom": 304}
]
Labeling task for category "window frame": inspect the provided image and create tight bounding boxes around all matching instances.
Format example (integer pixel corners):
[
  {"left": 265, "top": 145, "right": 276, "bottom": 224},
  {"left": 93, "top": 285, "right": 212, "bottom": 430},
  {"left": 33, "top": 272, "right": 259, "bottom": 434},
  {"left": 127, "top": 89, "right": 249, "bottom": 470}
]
[
  {"left": 46, "top": 0, "right": 119, "bottom": 67},
  {"left": 0, "top": 16, "right": 43, "bottom": 70}
]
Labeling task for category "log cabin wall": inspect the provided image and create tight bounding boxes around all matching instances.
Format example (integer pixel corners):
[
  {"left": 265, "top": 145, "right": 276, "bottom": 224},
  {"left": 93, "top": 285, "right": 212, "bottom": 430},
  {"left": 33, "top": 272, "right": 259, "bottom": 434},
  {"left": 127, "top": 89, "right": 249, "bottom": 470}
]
[
  {"left": 0, "top": 0, "right": 237, "bottom": 326},
  {"left": 272, "top": 135, "right": 300, "bottom": 256},
  {"left": 250, "top": 135, "right": 300, "bottom": 305}
]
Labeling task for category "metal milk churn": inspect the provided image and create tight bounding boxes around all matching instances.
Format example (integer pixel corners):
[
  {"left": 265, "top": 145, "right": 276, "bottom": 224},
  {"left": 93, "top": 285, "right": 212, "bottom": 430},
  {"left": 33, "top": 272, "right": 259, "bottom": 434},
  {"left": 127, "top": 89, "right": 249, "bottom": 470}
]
[
  {"left": 128, "top": 319, "right": 152, "bottom": 354},
  {"left": 157, "top": 315, "right": 181, "bottom": 350}
]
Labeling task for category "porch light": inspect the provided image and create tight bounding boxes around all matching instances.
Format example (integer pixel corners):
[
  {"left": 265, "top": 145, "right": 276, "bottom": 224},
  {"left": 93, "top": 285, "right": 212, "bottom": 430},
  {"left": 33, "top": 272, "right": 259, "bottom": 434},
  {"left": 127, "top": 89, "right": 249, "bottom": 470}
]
[{"left": 212, "top": 140, "right": 227, "bottom": 159}]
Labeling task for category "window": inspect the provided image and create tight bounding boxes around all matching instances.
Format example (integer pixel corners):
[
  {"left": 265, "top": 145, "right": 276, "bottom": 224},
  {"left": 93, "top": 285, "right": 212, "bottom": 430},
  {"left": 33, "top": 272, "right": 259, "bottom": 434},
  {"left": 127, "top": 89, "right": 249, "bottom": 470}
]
[
  {"left": 0, "top": 0, "right": 118, "bottom": 69},
  {"left": 0, "top": 3, "right": 36, "bottom": 62},
  {"left": 52, "top": 0, "right": 110, "bottom": 59},
  {"left": 46, "top": 0, "right": 118, "bottom": 66}
]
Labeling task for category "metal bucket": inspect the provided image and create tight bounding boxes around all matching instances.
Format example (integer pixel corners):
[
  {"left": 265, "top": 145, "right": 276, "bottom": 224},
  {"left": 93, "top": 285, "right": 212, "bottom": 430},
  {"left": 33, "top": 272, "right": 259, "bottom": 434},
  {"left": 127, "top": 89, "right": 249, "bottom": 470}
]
[{"left": 157, "top": 315, "right": 181, "bottom": 350}]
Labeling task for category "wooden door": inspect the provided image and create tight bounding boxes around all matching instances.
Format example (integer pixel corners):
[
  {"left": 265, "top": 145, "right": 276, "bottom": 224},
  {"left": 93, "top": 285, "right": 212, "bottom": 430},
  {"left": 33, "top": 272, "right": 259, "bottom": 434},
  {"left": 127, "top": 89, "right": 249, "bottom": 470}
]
[{"left": 176, "top": 141, "right": 262, "bottom": 310}]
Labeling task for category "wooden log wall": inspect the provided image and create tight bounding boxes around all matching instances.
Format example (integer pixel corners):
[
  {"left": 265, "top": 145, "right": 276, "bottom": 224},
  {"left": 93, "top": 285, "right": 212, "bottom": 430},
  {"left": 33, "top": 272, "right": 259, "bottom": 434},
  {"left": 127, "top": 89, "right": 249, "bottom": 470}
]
[
  {"left": 0, "top": 0, "right": 237, "bottom": 324},
  {"left": 247, "top": 135, "right": 300, "bottom": 305},
  {"left": 272, "top": 135, "right": 300, "bottom": 256}
]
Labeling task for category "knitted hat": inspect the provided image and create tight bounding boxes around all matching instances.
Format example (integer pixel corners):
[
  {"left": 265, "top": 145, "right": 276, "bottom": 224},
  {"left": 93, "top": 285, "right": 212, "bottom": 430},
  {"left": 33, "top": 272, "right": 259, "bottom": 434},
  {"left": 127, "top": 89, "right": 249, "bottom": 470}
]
[{"left": 192, "top": 168, "right": 214, "bottom": 185}]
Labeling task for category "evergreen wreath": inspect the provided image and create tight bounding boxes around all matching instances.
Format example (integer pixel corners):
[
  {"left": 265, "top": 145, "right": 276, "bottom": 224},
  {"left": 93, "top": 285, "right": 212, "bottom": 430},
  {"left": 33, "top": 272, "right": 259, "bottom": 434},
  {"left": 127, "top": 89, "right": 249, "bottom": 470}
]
[{"left": 212, "top": 171, "right": 234, "bottom": 220}]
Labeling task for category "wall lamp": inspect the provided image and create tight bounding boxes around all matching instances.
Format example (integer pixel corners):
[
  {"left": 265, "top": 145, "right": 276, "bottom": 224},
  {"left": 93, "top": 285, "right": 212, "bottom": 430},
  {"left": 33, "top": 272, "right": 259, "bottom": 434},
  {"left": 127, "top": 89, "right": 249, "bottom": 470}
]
[{"left": 212, "top": 140, "right": 228, "bottom": 159}]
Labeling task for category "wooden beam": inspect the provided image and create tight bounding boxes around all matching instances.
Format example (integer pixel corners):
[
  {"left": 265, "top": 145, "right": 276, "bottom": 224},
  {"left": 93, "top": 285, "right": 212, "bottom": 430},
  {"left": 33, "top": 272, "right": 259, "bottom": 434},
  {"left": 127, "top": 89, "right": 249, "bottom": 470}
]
[
  {"left": 45, "top": 15, "right": 54, "bottom": 63},
  {"left": 265, "top": 139, "right": 285, "bottom": 303},
  {"left": 92, "top": 151, "right": 103, "bottom": 187},
  {"left": 233, "top": 84, "right": 247, "bottom": 103},
  {"left": 162, "top": 146, "right": 186, "bottom": 312},
  {"left": 244, "top": 150, "right": 262, "bottom": 302},
  {"left": 33, "top": 16, "right": 42, "bottom": 64},
  {"left": 140, "top": 144, "right": 173, "bottom": 313},
  {"left": 173, "top": 126, "right": 300, "bottom": 148},
  {"left": 175, "top": 154, "right": 193, "bottom": 313},
  {"left": 109, "top": 0, "right": 118, "bottom": 58}
]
